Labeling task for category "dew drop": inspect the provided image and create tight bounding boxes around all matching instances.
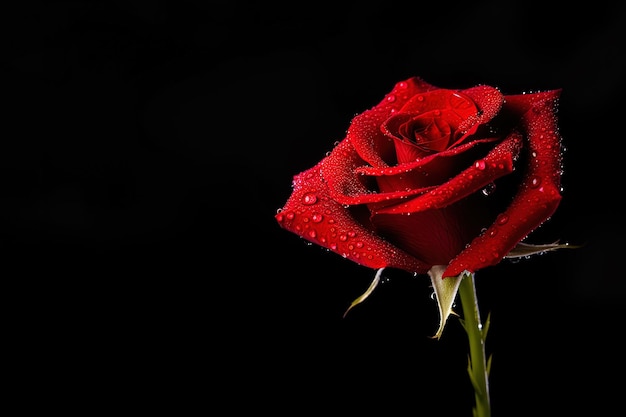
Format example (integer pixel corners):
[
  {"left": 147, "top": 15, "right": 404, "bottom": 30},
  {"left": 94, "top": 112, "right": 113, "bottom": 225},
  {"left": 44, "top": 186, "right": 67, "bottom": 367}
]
[
  {"left": 311, "top": 213, "right": 323, "bottom": 223},
  {"left": 386, "top": 94, "right": 396, "bottom": 102},
  {"left": 530, "top": 176, "right": 541, "bottom": 188},
  {"left": 302, "top": 193, "right": 317, "bottom": 205},
  {"left": 475, "top": 159, "right": 486, "bottom": 170}
]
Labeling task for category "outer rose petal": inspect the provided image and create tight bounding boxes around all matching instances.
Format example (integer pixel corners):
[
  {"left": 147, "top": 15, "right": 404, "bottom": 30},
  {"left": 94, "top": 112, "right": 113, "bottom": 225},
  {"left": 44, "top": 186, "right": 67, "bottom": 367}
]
[
  {"left": 275, "top": 163, "right": 430, "bottom": 273},
  {"left": 443, "top": 90, "right": 563, "bottom": 278}
]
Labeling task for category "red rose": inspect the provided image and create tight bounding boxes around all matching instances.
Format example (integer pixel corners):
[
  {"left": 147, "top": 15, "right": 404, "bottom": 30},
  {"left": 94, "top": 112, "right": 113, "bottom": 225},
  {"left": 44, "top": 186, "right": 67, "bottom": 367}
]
[{"left": 275, "top": 76, "right": 563, "bottom": 279}]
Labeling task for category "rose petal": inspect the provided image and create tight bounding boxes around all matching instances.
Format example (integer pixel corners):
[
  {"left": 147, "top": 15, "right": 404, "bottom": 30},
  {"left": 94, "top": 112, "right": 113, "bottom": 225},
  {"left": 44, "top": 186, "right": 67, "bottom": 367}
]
[
  {"left": 455, "top": 85, "right": 505, "bottom": 134},
  {"left": 355, "top": 138, "right": 498, "bottom": 177},
  {"left": 443, "top": 90, "right": 563, "bottom": 278},
  {"left": 322, "top": 138, "right": 371, "bottom": 200},
  {"left": 398, "top": 89, "right": 477, "bottom": 120},
  {"left": 324, "top": 137, "right": 501, "bottom": 207},
  {"left": 375, "top": 132, "right": 523, "bottom": 214},
  {"left": 322, "top": 138, "right": 433, "bottom": 205},
  {"left": 275, "top": 164, "right": 431, "bottom": 273},
  {"left": 347, "top": 138, "right": 498, "bottom": 208},
  {"left": 371, "top": 204, "right": 477, "bottom": 266}
]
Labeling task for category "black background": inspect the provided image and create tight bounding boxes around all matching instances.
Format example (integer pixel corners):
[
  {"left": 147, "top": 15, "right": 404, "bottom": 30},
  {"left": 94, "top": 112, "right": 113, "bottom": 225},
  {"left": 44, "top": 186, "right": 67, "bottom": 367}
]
[{"left": 3, "top": 1, "right": 625, "bottom": 414}]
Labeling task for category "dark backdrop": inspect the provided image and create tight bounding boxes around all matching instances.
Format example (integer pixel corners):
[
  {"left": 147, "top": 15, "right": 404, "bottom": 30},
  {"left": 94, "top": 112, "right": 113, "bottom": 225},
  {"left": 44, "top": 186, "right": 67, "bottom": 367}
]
[{"left": 3, "top": 1, "right": 624, "bottom": 414}]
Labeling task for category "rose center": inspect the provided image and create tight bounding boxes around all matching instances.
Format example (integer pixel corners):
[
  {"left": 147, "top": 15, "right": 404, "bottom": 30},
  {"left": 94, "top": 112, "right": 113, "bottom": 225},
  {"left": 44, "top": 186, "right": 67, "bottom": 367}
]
[{"left": 399, "top": 113, "right": 452, "bottom": 154}]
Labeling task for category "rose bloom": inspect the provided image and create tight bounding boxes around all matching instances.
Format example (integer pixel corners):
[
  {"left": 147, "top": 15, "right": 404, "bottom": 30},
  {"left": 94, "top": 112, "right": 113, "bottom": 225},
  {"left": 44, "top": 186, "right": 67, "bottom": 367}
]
[{"left": 275, "top": 76, "right": 563, "bottom": 279}]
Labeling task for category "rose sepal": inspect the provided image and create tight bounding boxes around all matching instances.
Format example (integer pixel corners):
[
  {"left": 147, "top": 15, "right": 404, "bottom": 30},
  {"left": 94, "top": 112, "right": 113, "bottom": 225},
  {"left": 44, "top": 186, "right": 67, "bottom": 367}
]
[
  {"left": 342, "top": 268, "right": 384, "bottom": 318},
  {"left": 428, "top": 265, "right": 464, "bottom": 339},
  {"left": 505, "top": 241, "right": 580, "bottom": 258}
]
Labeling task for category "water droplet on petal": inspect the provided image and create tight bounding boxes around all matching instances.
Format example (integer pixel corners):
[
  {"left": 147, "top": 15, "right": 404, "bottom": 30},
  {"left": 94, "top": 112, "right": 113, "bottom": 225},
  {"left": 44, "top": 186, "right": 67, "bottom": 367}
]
[
  {"left": 475, "top": 160, "right": 486, "bottom": 170},
  {"left": 302, "top": 193, "right": 317, "bottom": 205},
  {"left": 530, "top": 176, "right": 541, "bottom": 188}
]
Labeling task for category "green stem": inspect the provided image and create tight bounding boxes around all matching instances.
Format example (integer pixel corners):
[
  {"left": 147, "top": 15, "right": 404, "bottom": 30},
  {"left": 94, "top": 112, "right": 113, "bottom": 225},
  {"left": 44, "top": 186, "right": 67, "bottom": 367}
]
[{"left": 458, "top": 272, "right": 491, "bottom": 417}]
